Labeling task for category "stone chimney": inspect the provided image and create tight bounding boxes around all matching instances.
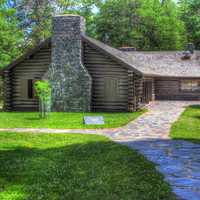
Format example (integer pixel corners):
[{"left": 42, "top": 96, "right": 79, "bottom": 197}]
[{"left": 48, "top": 15, "right": 92, "bottom": 112}]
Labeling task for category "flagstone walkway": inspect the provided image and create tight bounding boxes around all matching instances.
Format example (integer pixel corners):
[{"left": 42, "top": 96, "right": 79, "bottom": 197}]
[
  {"left": 115, "top": 101, "right": 200, "bottom": 200},
  {"left": 1, "top": 101, "right": 200, "bottom": 200}
]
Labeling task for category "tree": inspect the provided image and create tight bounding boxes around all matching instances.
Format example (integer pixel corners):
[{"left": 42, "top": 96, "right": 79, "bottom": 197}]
[
  {"left": 179, "top": 0, "right": 200, "bottom": 49},
  {"left": 14, "top": 0, "right": 54, "bottom": 46},
  {"left": 159, "top": 0, "right": 186, "bottom": 50},
  {"left": 94, "top": 0, "right": 186, "bottom": 50},
  {"left": 95, "top": 0, "right": 140, "bottom": 48},
  {"left": 138, "top": 0, "right": 186, "bottom": 50},
  {"left": 12, "top": 0, "right": 99, "bottom": 46},
  {"left": 0, "top": 0, "right": 24, "bottom": 68}
]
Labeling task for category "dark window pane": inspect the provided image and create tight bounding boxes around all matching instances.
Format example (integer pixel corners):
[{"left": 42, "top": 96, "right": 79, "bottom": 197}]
[{"left": 28, "top": 79, "right": 34, "bottom": 99}]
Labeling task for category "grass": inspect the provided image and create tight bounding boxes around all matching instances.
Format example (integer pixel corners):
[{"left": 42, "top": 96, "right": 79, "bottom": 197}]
[
  {"left": 0, "top": 132, "right": 176, "bottom": 200},
  {"left": 170, "top": 105, "right": 200, "bottom": 143},
  {"left": 0, "top": 111, "right": 145, "bottom": 129}
]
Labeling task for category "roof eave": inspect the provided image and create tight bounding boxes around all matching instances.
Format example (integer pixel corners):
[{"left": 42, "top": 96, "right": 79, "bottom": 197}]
[
  {"left": 0, "top": 38, "right": 51, "bottom": 74},
  {"left": 143, "top": 73, "right": 200, "bottom": 78}
]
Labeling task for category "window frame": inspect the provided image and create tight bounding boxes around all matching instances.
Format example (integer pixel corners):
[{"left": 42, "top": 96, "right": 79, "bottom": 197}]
[{"left": 180, "top": 80, "right": 200, "bottom": 93}]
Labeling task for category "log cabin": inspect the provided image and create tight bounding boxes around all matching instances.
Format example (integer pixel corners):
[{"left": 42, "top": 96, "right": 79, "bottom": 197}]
[{"left": 1, "top": 14, "right": 200, "bottom": 112}]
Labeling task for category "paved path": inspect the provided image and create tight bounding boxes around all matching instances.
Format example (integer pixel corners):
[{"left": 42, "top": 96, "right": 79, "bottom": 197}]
[
  {"left": 1, "top": 101, "right": 200, "bottom": 200},
  {"left": 116, "top": 101, "right": 200, "bottom": 200},
  {"left": 105, "top": 101, "right": 194, "bottom": 141}
]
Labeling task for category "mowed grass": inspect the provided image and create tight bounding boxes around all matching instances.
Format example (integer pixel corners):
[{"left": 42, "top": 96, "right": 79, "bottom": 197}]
[
  {"left": 170, "top": 105, "right": 200, "bottom": 143},
  {"left": 0, "top": 132, "right": 176, "bottom": 200},
  {"left": 0, "top": 111, "right": 145, "bottom": 129}
]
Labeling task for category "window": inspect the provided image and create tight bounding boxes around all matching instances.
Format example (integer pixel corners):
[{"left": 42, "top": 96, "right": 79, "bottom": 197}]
[
  {"left": 180, "top": 80, "right": 200, "bottom": 92},
  {"left": 20, "top": 79, "right": 34, "bottom": 99},
  {"left": 28, "top": 79, "right": 34, "bottom": 99}
]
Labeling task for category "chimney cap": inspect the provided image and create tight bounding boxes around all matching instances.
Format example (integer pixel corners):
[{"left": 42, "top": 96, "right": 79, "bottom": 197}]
[
  {"left": 181, "top": 51, "right": 191, "bottom": 60},
  {"left": 55, "top": 14, "right": 81, "bottom": 17}
]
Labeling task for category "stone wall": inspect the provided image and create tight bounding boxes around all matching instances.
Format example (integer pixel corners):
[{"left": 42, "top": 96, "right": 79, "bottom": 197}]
[{"left": 48, "top": 15, "right": 92, "bottom": 112}]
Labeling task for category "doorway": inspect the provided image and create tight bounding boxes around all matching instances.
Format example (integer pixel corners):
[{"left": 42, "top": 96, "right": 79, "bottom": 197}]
[{"left": 143, "top": 80, "right": 153, "bottom": 104}]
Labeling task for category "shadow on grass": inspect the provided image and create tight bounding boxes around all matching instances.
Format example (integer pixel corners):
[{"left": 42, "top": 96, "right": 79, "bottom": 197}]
[
  {"left": 171, "top": 137, "right": 200, "bottom": 144},
  {"left": 24, "top": 117, "right": 41, "bottom": 121},
  {"left": 122, "top": 138, "right": 200, "bottom": 200},
  {"left": 0, "top": 140, "right": 175, "bottom": 200},
  {"left": 188, "top": 105, "right": 200, "bottom": 109}
]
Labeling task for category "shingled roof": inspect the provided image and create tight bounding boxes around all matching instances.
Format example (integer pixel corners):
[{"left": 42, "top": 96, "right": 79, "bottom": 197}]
[
  {"left": 124, "top": 51, "right": 200, "bottom": 77},
  {"left": 2, "top": 35, "right": 200, "bottom": 78},
  {"left": 83, "top": 36, "right": 200, "bottom": 78}
]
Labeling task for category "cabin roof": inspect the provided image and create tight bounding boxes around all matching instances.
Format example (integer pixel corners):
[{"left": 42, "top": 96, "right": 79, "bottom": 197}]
[
  {"left": 124, "top": 51, "right": 200, "bottom": 78},
  {"left": 83, "top": 36, "right": 200, "bottom": 78},
  {"left": 2, "top": 35, "right": 200, "bottom": 78}
]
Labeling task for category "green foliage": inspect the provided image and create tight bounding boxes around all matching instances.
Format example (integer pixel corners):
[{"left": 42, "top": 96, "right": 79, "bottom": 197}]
[
  {"left": 15, "top": 0, "right": 99, "bottom": 45},
  {"left": 15, "top": 0, "right": 54, "bottom": 46},
  {"left": 95, "top": 0, "right": 186, "bottom": 50},
  {"left": 34, "top": 80, "right": 51, "bottom": 102},
  {"left": 179, "top": 0, "right": 200, "bottom": 49},
  {"left": 0, "top": 132, "right": 176, "bottom": 200},
  {"left": 138, "top": 0, "right": 187, "bottom": 50},
  {"left": 0, "top": 0, "right": 24, "bottom": 68},
  {"left": 95, "top": 0, "right": 140, "bottom": 47},
  {"left": 34, "top": 80, "right": 51, "bottom": 118}
]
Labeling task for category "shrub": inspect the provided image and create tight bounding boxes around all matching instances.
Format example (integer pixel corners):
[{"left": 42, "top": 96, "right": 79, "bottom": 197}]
[{"left": 34, "top": 80, "right": 51, "bottom": 118}]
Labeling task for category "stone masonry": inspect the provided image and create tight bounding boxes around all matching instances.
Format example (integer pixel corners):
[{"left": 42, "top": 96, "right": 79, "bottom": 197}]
[{"left": 48, "top": 15, "right": 92, "bottom": 112}]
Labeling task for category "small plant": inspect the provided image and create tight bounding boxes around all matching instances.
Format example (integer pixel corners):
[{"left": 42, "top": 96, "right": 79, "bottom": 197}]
[{"left": 34, "top": 80, "right": 51, "bottom": 118}]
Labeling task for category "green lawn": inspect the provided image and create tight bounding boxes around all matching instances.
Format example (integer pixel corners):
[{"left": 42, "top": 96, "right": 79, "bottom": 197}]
[
  {"left": 170, "top": 105, "right": 200, "bottom": 143},
  {"left": 0, "top": 132, "right": 176, "bottom": 200},
  {"left": 0, "top": 111, "right": 145, "bottom": 129}
]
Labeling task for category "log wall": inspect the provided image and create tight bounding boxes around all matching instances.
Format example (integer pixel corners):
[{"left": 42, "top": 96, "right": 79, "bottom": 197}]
[
  {"left": 155, "top": 77, "right": 200, "bottom": 100},
  {"left": 83, "top": 42, "right": 130, "bottom": 111},
  {"left": 3, "top": 44, "right": 51, "bottom": 111},
  {"left": 3, "top": 40, "right": 145, "bottom": 112}
]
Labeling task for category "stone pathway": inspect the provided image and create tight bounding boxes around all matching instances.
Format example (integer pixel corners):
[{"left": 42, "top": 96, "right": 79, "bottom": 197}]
[
  {"left": 104, "top": 101, "right": 191, "bottom": 141},
  {"left": 1, "top": 101, "right": 200, "bottom": 200},
  {"left": 114, "top": 101, "right": 200, "bottom": 200},
  {"left": 124, "top": 139, "right": 200, "bottom": 200}
]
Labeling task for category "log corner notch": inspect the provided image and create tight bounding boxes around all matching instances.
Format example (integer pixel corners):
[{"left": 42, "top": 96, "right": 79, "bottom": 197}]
[
  {"left": 2, "top": 70, "right": 12, "bottom": 111},
  {"left": 128, "top": 70, "right": 143, "bottom": 112}
]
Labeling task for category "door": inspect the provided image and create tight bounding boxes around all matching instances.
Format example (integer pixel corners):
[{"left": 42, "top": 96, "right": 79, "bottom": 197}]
[
  {"left": 143, "top": 80, "right": 153, "bottom": 103},
  {"left": 104, "top": 77, "right": 119, "bottom": 101}
]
